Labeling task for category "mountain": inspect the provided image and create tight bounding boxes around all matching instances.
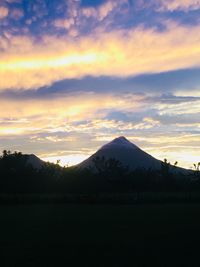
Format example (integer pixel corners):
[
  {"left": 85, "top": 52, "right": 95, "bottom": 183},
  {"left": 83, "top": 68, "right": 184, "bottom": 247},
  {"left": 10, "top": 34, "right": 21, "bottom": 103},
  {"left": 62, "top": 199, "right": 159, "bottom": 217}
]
[
  {"left": 78, "top": 136, "right": 188, "bottom": 173},
  {"left": 25, "top": 154, "right": 44, "bottom": 169},
  {"left": 78, "top": 136, "right": 161, "bottom": 171}
]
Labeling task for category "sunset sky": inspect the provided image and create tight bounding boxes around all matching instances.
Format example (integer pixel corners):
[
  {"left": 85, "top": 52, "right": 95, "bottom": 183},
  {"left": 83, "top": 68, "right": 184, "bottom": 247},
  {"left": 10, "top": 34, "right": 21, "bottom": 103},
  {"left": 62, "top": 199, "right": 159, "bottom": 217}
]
[{"left": 0, "top": 0, "right": 200, "bottom": 168}]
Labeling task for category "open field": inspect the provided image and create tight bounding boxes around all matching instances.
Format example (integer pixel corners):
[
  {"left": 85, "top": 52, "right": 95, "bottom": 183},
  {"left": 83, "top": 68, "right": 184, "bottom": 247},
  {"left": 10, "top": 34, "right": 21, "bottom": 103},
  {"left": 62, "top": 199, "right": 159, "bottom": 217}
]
[{"left": 1, "top": 203, "right": 200, "bottom": 267}]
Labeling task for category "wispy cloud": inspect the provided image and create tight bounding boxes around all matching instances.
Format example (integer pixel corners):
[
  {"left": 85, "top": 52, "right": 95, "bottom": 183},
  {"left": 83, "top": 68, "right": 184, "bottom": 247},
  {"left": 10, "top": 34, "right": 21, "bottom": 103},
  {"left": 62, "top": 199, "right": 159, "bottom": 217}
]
[
  {"left": 0, "top": 92, "right": 144, "bottom": 142},
  {"left": 82, "top": 0, "right": 119, "bottom": 21},
  {"left": 137, "top": 0, "right": 200, "bottom": 12},
  {"left": 0, "top": 87, "right": 199, "bottom": 168},
  {"left": 1, "top": 21, "right": 200, "bottom": 90},
  {"left": 156, "top": 0, "right": 200, "bottom": 12}
]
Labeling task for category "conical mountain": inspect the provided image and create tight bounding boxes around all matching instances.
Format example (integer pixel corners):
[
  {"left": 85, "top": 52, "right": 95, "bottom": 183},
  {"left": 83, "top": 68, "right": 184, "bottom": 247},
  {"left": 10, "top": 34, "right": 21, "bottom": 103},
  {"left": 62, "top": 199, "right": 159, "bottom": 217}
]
[{"left": 78, "top": 136, "right": 162, "bottom": 171}]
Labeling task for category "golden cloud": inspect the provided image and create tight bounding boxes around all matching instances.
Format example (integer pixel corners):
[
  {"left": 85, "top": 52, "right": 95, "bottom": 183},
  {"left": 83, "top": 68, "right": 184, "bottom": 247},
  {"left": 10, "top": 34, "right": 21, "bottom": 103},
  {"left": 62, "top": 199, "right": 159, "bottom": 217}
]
[
  {"left": 1, "top": 21, "right": 200, "bottom": 90},
  {"left": 53, "top": 18, "right": 74, "bottom": 29},
  {"left": 0, "top": 92, "right": 143, "bottom": 136},
  {"left": 0, "top": 91, "right": 199, "bottom": 168}
]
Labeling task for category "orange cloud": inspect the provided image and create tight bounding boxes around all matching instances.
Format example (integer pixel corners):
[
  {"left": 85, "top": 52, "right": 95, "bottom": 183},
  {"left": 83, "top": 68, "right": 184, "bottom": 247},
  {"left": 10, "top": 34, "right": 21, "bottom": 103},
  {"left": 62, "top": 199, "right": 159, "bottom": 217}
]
[
  {"left": 53, "top": 18, "right": 74, "bottom": 29},
  {"left": 0, "top": 91, "right": 199, "bottom": 168},
  {"left": 0, "top": 6, "right": 8, "bottom": 19},
  {"left": 1, "top": 21, "right": 200, "bottom": 90},
  {"left": 0, "top": 92, "right": 143, "bottom": 136}
]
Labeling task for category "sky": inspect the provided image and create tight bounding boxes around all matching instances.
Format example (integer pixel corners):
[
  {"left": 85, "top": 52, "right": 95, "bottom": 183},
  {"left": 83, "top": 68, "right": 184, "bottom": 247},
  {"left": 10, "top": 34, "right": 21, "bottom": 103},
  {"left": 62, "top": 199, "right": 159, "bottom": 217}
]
[{"left": 0, "top": 0, "right": 200, "bottom": 169}]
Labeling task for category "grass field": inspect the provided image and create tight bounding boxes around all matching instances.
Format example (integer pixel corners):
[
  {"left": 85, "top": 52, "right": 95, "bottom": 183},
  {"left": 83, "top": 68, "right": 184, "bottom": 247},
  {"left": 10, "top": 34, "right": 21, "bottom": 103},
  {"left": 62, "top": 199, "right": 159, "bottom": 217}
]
[{"left": 1, "top": 203, "right": 200, "bottom": 267}]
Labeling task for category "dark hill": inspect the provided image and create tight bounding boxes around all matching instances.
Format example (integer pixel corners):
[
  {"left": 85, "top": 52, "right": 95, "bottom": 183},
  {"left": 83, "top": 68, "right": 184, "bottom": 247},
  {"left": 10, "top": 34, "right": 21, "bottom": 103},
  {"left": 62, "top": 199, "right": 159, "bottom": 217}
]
[{"left": 78, "top": 136, "right": 189, "bottom": 174}]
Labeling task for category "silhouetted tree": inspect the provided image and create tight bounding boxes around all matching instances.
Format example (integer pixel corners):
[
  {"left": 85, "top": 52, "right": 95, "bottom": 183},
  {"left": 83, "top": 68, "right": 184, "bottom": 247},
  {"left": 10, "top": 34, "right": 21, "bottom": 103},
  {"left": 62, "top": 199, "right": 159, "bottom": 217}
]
[
  {"left": 174, "top": 161, "right": 178, "bottom": 167},
  {"left": 161, "top": 158, "right": 170, "bottom": 179},
  {"left": 92, "top": 156, "right": 129, "bottom": 181},
  {"left": 193, "top": 162, "right": 200, "bottom": 172},
  {"left": 92, "top": 156, "right": 107, "bottom": 174}
]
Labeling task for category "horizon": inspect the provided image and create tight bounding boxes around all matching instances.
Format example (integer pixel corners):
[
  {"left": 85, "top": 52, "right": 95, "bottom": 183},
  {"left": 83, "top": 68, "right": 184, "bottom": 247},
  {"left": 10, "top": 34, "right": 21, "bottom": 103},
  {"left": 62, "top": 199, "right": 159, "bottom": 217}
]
[
  {"left": 41, "top": 136, "right": 197, "bottom": 169},
  {"left": 0, "top": 0, "right": 200, "bottom": 169}
]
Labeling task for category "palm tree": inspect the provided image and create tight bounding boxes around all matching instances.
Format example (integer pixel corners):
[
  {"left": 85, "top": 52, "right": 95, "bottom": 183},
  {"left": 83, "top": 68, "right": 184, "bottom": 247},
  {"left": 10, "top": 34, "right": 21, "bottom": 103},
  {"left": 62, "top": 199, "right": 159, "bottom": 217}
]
[
  {"left": 174, "top": 161, "right": 178, "bottom": 167},
  {"left": 193, "top": 162, "right": 200, "bottom": 172}
]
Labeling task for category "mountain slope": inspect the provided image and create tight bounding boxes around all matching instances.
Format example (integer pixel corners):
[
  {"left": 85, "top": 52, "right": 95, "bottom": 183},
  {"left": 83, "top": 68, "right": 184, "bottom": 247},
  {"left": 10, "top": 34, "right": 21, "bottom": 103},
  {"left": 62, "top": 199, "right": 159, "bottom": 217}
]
[
  {"left": 78, "top": 136, "right": 162, "bottom": 171},
  {"left": 78, "top": 136, "right": 189, "bottom": 174},
  {"left": 25, "top": 154, "right": 44, "bottom": 169}
]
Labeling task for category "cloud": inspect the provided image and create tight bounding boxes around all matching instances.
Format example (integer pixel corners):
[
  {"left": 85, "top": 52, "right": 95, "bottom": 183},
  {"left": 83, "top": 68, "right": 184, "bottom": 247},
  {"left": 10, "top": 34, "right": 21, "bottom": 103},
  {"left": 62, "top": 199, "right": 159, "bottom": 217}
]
[
  {"left": 0, "top": 88, "right": 199, "bottom": 137},
  {"left": 1, "top": 21, "right": 200, "bottom": 90},
  {"left": 6, "top": 0, "right": 21, "bottom": 3},
  {"left": 0, "top": 88, "right": 199, "bottom": 168},
  {"left": 138, "top": 0, "right": 200, "bottom": 12},
  {"left": 150, "top": 94, "right": 200, "bottom": 105},
  {"left": 154, "top": 113, "right": 200, "bottom": 125},
  {"left": 0, "top": 0, "right": 200, "bottom": 169},
  {"left": 0, "top": 91, "right": 143, "bottom": 133},
  {"left": 82, "top": 0, "right": 118, "bottom": 21},
  {"left": 10, "top": 8, "right": 24, "bottom": 20},
  {"left": 155, "top": 97, "right": 200, "bottom": 116},
  {"left": 53, "top": 18, "right": 74, "bottom": 29},
  {"left": 0, "top": 6, "right": 9, "bottom": 19},
  {"left": 51, "top": 0, "right": 127, "bottom": 33},
  {"left": 156, "top": 0, "right": 200, "bottom": 12}
]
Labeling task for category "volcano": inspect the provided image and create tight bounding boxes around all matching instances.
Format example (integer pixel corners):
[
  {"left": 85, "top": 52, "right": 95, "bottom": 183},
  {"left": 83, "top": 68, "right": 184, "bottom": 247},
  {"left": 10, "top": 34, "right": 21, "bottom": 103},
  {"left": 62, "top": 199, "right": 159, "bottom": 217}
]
[
  {"left": 78, "top": 136, "right": 189, "bottom": 174},
  {"left": 78, "top": 136, "right": 162, "bottom": 171}
]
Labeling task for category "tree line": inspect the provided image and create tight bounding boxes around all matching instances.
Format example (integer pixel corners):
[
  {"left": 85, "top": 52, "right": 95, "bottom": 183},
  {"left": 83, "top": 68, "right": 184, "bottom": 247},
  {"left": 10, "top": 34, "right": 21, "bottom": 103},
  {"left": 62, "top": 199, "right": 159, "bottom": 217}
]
[{"left": 0, "top": 150, "right": 200, "bottom": 194}]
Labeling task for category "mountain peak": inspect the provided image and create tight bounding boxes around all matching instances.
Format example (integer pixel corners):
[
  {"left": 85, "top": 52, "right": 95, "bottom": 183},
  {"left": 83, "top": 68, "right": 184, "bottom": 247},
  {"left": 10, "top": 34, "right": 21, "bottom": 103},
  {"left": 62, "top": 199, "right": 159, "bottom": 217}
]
[
  {"left": 100, "top": 136, "right": 138, "bottom": 151},
  {"left": 112, "top": 136, "right": 131, "bottom": 144},
  {"left": 114, "top": 136, "right": 128, "bottom": 141},
  {"left": 78, "top": 135, "right": 161, "bottom": 171}
]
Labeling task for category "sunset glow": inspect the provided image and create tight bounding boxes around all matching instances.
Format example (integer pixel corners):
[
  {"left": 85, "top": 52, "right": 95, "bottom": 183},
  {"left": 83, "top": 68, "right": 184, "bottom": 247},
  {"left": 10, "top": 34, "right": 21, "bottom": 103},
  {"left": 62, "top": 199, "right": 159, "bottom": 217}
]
[{"left": 0, "top": 0, "right": 200, "bottom": 168}]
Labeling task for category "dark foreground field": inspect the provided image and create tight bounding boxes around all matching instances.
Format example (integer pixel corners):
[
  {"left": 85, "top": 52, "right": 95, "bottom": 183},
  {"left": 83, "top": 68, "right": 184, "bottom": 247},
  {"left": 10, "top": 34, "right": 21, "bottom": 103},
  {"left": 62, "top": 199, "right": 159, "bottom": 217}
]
[{"left": 1, "top": 203, "right": 200, "bottom": 267}]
